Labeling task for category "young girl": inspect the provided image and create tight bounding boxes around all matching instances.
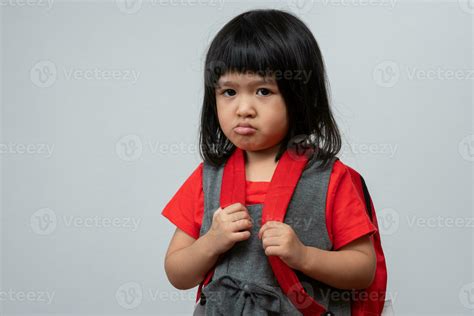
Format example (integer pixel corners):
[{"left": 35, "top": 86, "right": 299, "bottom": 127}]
[{"left": 162, "top": 9, "right": 378, "bottom": 315}]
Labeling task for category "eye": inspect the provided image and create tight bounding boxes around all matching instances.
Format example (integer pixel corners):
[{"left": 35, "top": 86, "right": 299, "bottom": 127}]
[
  {"left": 221, "top": 89, "right": 236, "bottom": 97},
  {"left": 257, "top": 88, "right": 272, "bottom": 96}
]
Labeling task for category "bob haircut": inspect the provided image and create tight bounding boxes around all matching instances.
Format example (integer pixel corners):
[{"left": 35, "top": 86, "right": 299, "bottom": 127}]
[{"left": 198, "top": 8, "right": 341, "bottom": 170}]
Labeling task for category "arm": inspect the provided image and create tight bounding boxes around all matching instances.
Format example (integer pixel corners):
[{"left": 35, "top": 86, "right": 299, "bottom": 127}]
[
  {"left": 299, "top": 234, "right": 376, "bottom": 290},
  {"left": 164, "top": 228, "right": 220, "bottom": 290}
]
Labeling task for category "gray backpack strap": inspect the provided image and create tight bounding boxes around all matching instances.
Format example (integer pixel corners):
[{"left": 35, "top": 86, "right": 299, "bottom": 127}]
[{"left": 199, "top": 161, "right": 224, "bottom": 237}]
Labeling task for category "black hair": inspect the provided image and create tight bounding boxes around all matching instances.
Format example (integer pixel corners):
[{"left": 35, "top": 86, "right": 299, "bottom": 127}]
[{"left": 198, "top": 8, "right": 341, "bottom": 170}]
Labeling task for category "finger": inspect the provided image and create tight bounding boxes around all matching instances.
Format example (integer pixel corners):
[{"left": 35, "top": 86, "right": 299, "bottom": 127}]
[
  {"left": 231, "top": 230, "right": 251, "bottom": 242},
  {"left": 258, "top": 221, "right": 280, "bottom": 239},
  {"left": 232, "top": 218, "right": 253, "bottom": 232},
  {"left": 261, "top": 236, "right": 281, "bottom": 248},
  {"left": 223, "top": 202, "right": 248, "bottom": 215},
  {"left": 227, "top": 211, "right": 252, "bottom": 223},
  {"left": 260, "top": 229, "right": 282, "bottom": 239},
  {"left": 263, "top": 245, "right": 279, "bottom": 257}
]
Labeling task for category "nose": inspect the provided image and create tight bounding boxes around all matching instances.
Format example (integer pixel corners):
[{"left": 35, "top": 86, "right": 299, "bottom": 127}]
[{"left": 235, "top": 95, "right": 256, "bottom": 118}]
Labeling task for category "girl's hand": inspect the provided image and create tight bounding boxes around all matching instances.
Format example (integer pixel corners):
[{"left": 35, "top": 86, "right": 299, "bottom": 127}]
[
  {"left": 206, "top": 202, "right": 253, "bottom": 255},
  {"left": 258, "top": 221, "right": 307, "bottom": 271}
]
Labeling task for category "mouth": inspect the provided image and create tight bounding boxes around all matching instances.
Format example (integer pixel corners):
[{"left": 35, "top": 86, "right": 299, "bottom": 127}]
[{"left": 234, "top": 123, "right": 257, "bottom": 136}]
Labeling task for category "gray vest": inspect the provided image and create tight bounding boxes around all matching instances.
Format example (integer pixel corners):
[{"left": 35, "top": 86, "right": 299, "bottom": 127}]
[{"left": 199, "top": 156, "right": 351, "bottom": 315}]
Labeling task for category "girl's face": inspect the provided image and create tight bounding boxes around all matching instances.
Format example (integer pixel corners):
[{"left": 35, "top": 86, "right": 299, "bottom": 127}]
[{"left": 215, "top": 71, "right": 289, "bottom": 154}]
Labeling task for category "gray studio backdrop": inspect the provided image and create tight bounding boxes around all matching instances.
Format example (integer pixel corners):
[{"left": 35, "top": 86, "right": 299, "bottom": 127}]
[{"left": 1, "top": 0, "right": 472, "bottom": 315}]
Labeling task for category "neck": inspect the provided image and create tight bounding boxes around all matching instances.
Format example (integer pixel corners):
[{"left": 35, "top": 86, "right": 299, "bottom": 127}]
[{"left": 243, "top": 143, "right": 282, "bottom": 166}]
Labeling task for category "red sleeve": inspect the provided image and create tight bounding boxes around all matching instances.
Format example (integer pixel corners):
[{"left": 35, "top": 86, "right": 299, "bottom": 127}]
[
  {"left": 161, "top": 163, "right": 204, "bottom": 239},
  {"left": 326, "top": 160, "right": 377, "bottom": 250}
]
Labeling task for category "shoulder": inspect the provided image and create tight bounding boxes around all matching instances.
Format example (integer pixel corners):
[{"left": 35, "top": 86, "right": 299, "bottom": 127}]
[
  {"left": 192, "top": 162, "right": 204, "bottom": 177},
  {"left": 202, "top": 159, "right": 227, "bottom": 180},
  {"left": 329, "top": 158, "right": 361, "bottom": 185}
]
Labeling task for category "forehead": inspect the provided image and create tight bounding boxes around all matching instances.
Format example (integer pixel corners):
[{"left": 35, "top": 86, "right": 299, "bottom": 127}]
[{"left": 217, "top": 71, "right": 276, "bottom": 86}]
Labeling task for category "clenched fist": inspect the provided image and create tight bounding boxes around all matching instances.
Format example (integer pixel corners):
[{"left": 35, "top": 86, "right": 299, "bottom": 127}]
[{"left": 206, "top": 202, "right": 254, "bottom": 255}]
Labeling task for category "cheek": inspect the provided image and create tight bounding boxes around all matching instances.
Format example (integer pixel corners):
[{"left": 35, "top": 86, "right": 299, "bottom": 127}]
[
  {"left": 216, "top": 104, "right": 232, "bottom": 132},
  {"left": 261, "top": 105, "right": 288, "bottom": 135}
]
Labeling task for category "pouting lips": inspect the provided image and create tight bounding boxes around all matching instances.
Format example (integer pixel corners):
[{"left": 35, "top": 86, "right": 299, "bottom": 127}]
[{"left": 234, "top": 126, "right": 256, "bottom": 135}]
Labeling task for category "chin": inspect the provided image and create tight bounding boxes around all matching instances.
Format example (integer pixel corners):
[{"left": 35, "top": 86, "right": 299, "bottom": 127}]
[
  {"left": 235, "top": 143, "right": 272, "bottom": 153},
  {"left": 231, "top": 141, "right": 258, "bottom": 152}
]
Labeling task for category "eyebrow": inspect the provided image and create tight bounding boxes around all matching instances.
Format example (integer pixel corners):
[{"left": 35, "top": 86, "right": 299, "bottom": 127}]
[{"left": 216, "top": 78, "right": 276, "bottom": 87}]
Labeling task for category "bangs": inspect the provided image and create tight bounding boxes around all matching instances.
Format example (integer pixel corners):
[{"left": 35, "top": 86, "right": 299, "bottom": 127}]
[{"left": 205, "top": 19, "right": 288, "bottom": 88}]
